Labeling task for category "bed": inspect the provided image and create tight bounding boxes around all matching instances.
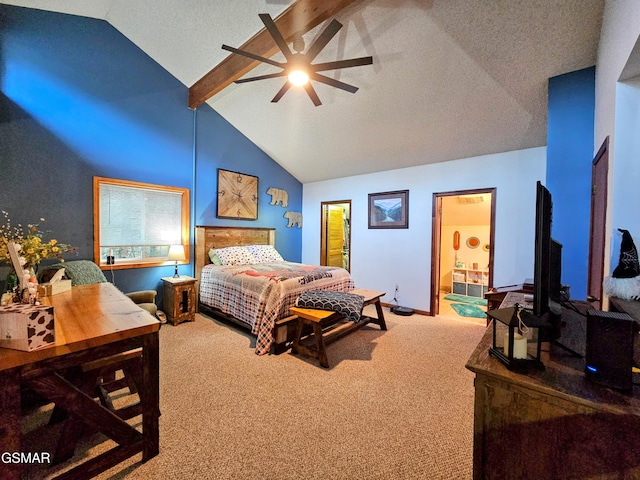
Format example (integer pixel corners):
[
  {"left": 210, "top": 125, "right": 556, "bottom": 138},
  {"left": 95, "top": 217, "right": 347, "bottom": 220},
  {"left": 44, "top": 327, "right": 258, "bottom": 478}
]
[{"left": 194, "top": 226, "right": 355, "bottom": 355}]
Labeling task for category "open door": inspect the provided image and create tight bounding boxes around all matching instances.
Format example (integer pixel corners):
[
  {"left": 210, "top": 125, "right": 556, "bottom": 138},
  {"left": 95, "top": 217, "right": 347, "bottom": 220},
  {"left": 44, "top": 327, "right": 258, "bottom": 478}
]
[
  {"left": 587, "top": 137, "right": 609, "bottom": 309},
  {"left": 431, "top": 196, "right": 443, "bottom": 315},
  {"left": 320, "top": 200, "right": 351, "bottom": 271},
  {"left": 430, "top": 188, "right": 496, "bottom": 316}
]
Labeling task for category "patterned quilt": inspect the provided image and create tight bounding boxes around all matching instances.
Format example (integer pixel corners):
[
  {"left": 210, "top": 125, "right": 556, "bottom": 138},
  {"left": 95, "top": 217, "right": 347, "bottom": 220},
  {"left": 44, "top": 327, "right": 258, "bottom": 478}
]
[{"left": 199, "top": 262, "right": 355, "bottom": 355}]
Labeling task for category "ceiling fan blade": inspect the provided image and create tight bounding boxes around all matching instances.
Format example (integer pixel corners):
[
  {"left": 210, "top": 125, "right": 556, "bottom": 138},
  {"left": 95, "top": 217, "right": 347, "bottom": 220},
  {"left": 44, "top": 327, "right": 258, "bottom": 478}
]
[
  {"left": 235, "top": 72, "right": 287, "bottom": 84},
  {"left": 271, "top": 81, "right": 292, "bottom": 103},
  {"left": 304, "top": 83, "right": 322, "bottom": 106},
  {"left": 310, "top": 72, "right": 359, "bottom": 94},
  {"left": 304, "top": 19, "right": 342, "bottom": 62},
  {"left": 311, "top": 56, "right": 373, "bottom": 72},
  {"left": 259, "top": 13, "right": 293, "bottom": 60},
  {"left": 222, "top": 44, "right": 284, "bottom": 69}
]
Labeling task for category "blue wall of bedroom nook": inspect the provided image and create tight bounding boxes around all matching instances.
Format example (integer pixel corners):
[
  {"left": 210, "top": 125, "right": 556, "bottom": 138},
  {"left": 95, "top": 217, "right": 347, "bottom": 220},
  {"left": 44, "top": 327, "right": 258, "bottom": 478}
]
[
  {"left": 0, "top": 5, "right": 302, "bottom": 301},
  {"left": 546, "top": 67, "right": 596, "bottom": 301}
]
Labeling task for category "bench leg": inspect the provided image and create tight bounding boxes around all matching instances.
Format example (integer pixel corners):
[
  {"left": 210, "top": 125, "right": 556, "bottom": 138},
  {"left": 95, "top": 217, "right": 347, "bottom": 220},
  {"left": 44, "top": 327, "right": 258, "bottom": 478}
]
[
  {"left": 312, "top": 322, "right": 330, "bottom": 369},
  {"left": 291, "top": 318, "right": 303, "bottom": 354},
  {"left": 374, "top": 300, "right": 387, "bottom": 330},
  {"left": 291, "top": 318, "right": 330, "bottom": 368}
]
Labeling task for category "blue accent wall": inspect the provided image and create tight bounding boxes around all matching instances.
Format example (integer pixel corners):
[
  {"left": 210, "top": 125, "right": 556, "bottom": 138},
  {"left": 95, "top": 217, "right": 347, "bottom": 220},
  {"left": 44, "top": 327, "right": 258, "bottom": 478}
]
[
  {"left": 0, "top": 5, "right": 302, "bottom": 303},
  {"left": 194, "top": 107, "right": 302, "bottom": 259},
  {"left": 547, "top": 67, "right": 596, "bottom": 300}
]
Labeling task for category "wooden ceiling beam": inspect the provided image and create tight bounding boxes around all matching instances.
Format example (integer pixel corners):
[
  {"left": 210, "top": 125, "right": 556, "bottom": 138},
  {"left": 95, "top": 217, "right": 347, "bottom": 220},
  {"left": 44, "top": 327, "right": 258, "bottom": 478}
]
[{"left": 188, "top": 0, "right": 362, "bottom": 109}]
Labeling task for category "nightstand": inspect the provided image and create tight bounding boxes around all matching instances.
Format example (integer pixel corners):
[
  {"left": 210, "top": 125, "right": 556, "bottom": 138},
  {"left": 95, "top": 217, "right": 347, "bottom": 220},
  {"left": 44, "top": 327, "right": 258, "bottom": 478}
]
[{"left": 162, "top": 276, "right": 196, "bottom": 326}]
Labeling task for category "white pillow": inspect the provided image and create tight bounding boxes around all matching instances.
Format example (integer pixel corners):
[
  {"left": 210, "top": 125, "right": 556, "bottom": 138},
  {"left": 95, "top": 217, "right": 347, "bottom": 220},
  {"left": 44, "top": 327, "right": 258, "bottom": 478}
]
[
  {"left": 214, "top": 246, "right": 257, "bottom": 266},
  {"left": 246, "top": 244, "right": 284, "bottom": 263}
]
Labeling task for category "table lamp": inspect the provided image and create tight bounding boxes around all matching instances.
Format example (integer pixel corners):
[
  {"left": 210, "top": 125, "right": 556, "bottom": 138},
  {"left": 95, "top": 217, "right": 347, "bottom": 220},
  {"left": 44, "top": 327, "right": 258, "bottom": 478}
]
[{"left": 168, "top": 244, "right": 186, "bottom": 278}]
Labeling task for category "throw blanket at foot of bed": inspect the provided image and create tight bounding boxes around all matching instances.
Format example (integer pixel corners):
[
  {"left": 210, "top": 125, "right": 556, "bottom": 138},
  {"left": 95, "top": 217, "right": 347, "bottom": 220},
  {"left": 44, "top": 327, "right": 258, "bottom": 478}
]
[{"left": 295, "top": 290, "right": 365, "bottom": 322}]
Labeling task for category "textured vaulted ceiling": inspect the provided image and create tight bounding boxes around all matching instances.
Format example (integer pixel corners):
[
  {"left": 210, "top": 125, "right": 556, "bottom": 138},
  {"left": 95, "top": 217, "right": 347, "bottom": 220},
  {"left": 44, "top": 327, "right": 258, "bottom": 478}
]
[{"left": 0, "top": 0, "right": 604, "bottom": 183}]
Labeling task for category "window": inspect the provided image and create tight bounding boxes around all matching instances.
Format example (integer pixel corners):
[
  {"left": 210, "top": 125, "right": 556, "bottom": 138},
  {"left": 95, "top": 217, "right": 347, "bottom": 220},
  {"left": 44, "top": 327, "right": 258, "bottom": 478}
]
[{"left": 93, "top": 177, "right": 190, "bottom": 269}]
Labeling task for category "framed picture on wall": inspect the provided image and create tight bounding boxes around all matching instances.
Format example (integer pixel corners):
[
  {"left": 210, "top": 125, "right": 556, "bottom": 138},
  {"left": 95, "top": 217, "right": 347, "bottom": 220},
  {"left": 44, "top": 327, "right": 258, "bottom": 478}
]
[
  {"left": 368, "top": 190, "right": 409, "bottom": 229},
  {"left": 217, "top": 168, "right": 259, "bottom": 220}
]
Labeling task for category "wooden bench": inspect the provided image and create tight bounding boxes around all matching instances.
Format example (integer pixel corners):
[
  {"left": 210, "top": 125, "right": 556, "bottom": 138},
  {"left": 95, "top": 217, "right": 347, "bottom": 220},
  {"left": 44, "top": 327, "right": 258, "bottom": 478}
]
[{"left": 289, "top": 289, "right": 387, "bottom": 368}]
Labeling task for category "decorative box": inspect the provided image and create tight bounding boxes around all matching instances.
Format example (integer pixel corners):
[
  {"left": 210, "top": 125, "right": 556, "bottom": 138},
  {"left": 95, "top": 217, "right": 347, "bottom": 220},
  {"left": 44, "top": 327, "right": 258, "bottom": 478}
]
[
  {"left": 0, "top": 303, "right": 55, "bottom": 351},
  {"left": 38, "top": 279, "right": 72, "bottom": 297}
]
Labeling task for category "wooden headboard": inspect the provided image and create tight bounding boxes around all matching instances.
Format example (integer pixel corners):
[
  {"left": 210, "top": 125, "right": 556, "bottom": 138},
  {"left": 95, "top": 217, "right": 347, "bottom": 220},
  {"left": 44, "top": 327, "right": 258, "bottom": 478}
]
[{"left": 194, "top": 226, "right": 275, "bottom": 284}]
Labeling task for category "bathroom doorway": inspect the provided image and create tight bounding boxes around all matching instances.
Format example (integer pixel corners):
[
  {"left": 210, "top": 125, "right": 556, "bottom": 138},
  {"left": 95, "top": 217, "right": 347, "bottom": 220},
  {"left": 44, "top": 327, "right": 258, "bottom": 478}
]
[
  {"left": 430, "top": 188, "right": 496, "bottom": 316},
  {"left": 320, "top": 200, "right": 351, "bottom": 271}
]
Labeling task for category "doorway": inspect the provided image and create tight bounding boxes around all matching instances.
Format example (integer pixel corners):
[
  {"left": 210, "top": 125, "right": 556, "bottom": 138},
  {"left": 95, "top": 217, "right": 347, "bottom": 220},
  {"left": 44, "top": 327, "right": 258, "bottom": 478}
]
[
  {"left": 587, "top": 137, "right": 609, "bottom": 310},
  {"left": 430, "top": 188, "right": 496, "bottom": 316},
  {"left": 320, "top": 200, "right": 351, "bottom": 271}
]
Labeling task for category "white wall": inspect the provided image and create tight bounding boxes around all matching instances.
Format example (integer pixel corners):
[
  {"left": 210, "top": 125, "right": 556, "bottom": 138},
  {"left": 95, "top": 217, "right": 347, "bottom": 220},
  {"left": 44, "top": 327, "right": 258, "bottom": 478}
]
[
  {"left": 595, "top": 0, "right": 640, "bottom": 149},
  {"left": 595, "top": 0, "right": 640, "bottom": 279},
  {"left": 611, "top": 78, "right": 640, "bottom": 254},
  {"left": 302, "top": 147, "right": 546, "bottom": 312}
]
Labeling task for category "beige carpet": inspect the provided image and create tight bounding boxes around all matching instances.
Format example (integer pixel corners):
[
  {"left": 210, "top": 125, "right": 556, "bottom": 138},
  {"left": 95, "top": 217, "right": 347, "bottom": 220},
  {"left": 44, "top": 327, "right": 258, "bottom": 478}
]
[{"left": 24, "top": 306, "right": 486, "bottom": 479}]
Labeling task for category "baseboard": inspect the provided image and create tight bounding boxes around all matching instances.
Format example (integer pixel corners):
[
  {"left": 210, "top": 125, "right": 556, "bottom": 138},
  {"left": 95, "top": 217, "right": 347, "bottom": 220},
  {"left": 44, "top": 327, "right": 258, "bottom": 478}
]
[{"left": 380, "top": 302, "right": 430, "bottom": 316}]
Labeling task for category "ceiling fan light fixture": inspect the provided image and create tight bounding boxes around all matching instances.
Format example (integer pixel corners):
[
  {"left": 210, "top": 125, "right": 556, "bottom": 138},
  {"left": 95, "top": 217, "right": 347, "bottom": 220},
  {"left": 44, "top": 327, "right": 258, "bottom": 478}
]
[
  {"left": 223, "top": 14, "right": 373, "bottom": 106},
  {"left": 288, "top": 69, "right": 309, "bottom": 86}
]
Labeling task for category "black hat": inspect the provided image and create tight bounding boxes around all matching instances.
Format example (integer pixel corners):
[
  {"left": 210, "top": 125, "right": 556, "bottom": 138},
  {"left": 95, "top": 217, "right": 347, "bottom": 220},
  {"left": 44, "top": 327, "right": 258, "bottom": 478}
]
[{"left": 612, "top": 229, "right": 640, "bottom": 278}]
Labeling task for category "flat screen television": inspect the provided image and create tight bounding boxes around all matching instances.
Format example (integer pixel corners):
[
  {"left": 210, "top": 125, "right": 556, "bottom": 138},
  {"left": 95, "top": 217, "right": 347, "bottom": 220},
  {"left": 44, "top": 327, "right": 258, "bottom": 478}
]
[
  {"left": 533, "top": 181, "right": 552, "bottom": 316},
  {"left": 533, "top": 181, "right": 564, "bottom": 337}
]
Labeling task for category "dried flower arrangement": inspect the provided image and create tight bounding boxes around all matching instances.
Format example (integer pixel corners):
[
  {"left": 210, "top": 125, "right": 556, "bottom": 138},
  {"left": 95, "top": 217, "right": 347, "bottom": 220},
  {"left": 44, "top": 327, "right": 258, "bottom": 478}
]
[{"left": 0, "top": 211, "right": 76, "bottom": 270}]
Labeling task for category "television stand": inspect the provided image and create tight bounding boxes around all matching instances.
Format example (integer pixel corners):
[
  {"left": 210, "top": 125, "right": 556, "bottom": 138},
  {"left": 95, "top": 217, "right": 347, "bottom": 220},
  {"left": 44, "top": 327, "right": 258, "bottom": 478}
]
[
  {"left": 497, "top": 293, "right": 583, "bottom": 358},
  {"left": 550, "top": 339, "right": 582, "bottom": 358},
  {"left": 545, "top": 313, "right": 582, "bottom": 357},
  {"left": 466, "top": 300, "right": 640, "bottom": 480}
]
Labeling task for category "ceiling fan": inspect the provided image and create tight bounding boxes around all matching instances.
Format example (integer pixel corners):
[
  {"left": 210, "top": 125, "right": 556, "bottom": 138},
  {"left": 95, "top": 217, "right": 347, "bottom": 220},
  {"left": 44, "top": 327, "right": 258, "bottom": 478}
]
[{"left": 222, "top": 13, "right": 373, "bottom": 106}]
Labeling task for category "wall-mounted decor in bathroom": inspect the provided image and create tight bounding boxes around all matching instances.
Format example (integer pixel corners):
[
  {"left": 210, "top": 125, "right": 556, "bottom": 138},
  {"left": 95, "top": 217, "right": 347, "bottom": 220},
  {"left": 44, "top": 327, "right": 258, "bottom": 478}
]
[{"left": 466, "top": 236, "right": 480, "bottom": 249}]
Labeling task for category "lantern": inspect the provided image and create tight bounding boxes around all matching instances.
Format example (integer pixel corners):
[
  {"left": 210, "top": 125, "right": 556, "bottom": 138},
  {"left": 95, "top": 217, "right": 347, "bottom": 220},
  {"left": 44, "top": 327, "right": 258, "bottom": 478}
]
[{"left": 487, "top": 305, "right": 546, "bottom": 372}]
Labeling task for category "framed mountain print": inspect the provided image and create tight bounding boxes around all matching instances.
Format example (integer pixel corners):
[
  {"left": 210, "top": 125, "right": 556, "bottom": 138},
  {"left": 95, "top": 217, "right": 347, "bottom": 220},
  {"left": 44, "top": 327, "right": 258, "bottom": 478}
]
[
  {"left": 217, "top": 169, "right": 259, "bottom": 220},
  {"left": 368, "top": 190, "right": 409, "bottom": 229}
]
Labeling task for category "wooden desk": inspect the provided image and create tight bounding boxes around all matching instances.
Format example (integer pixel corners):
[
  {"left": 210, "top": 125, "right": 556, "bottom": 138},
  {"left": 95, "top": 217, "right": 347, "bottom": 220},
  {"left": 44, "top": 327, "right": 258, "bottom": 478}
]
[
  {"left": 0, "top": 283, "right": 160, "bottom": 480},
  {"left": 466, "top": 305, "right": 640, "bottom": 479}
]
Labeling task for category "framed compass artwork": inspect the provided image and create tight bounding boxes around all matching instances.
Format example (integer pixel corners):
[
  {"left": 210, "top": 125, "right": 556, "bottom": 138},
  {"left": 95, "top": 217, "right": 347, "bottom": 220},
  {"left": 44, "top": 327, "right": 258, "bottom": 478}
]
[{"left": 216, "top": 169, "right": 259, "bottom": 220}]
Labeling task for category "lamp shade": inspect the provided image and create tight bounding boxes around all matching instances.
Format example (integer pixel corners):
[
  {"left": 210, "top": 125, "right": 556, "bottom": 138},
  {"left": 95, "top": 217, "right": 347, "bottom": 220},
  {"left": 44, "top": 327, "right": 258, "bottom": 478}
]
[{"left": 168, "top": 244, "right": 186, "bottom": 261}]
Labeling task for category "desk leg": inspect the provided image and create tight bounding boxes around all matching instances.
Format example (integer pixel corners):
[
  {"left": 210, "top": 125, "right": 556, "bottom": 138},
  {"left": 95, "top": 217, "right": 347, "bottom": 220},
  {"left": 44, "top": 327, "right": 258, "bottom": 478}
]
[
  {"left": 142, "top": 331, "right": 160, "bottom": 461},
  {"left": 0, "top": 368, "right": 21, "bottom": 480}
]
